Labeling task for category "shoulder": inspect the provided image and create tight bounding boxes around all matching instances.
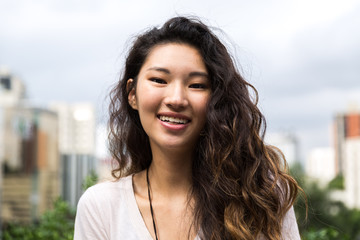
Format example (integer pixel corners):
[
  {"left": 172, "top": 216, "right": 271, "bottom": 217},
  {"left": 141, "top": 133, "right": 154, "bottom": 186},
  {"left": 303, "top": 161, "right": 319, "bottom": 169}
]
[
  {"left": 74, "top": 175, "right": 134, "bottom": 239},
  {"left": 78, "top": 175, "right": 133, "bottom": 209}
]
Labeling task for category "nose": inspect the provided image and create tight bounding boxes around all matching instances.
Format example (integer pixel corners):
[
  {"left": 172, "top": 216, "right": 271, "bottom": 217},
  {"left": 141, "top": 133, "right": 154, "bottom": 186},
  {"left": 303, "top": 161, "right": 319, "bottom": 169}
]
[{"left": 163, "top": 81, "right": 189, "bottom": 110}]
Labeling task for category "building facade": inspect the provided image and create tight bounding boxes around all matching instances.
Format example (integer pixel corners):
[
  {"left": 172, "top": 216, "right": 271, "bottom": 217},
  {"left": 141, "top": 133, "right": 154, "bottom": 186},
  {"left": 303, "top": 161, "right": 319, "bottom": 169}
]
[
  {"left": 50, "top": 102, "right": 96, "bottom": 207},
  {"left": 1, "top": 69, "right": 60, "bottom": 223},
  {"left": 306, "top": 147, "right": 336, "bottom": 186},
  {"left": 266, "top": 132, "right": 300, "bottom": 167},
  {"left": 334, "top": 110, "right": 360, "bottom": 209}
]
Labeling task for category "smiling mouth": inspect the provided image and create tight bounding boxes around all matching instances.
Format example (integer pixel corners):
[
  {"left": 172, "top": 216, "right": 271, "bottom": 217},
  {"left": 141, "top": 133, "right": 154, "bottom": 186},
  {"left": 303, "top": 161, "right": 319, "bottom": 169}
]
[{"left": 158, "top": 115, "right": 190, "bottom": 124}]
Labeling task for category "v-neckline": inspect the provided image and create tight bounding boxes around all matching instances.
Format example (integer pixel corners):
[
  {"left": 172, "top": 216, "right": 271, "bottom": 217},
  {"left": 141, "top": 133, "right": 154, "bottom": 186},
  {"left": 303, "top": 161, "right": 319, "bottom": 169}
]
[
  {"left": 126, "top": 174, "right": 201, "bottom": 240},
  {"left": 125, "top": 175, "right": 153, "bottom": 239}
]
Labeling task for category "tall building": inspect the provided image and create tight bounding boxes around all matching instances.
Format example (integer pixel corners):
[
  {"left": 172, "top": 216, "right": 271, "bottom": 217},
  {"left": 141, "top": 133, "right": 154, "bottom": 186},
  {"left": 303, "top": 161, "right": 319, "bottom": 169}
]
[
  {"left": 50, "top": 102, "right": 96, "bottom": 207},
  {"left": 266, "top": 132, "right": 299, "bottom": 166},
  {"left": 96, "top": 124, "right": 113, "bottom": 181},
  {"left": 0, "top": 68, "right": 26, "bottom": 172},
  {"left": 1, "top": 69, "right": 60, "bottom": 223},
  {"left": 334, "top": 109, "right": 360, "bottom": 209},
  {"left": 334, "top": 114, "right": 346, "bottom": 175},
  {"left": 306, "top": 147, "right": 336, "bottom": 186},
  {"left": 0, "top": 67, "right": 25, "bottom": 107}
]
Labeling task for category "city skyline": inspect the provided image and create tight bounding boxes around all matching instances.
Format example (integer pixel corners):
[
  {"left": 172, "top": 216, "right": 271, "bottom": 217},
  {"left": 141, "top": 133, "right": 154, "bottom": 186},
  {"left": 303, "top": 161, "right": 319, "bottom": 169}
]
[{"left": 1, "top": 0, "right": 360, "bottom": 161}]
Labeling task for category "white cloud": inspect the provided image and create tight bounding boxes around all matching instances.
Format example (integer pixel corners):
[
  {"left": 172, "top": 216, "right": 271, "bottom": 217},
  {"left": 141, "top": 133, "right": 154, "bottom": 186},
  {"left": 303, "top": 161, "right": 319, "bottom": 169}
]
[{"left": 1, "top": 0, "right": 360, "bottom": 160}]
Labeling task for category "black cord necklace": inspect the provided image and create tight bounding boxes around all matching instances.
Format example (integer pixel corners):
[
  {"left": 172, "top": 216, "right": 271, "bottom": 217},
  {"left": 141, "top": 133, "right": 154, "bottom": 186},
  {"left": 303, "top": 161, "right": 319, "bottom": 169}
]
[{"left": 146, "top": 168, "right": 159, "bottom": 240}]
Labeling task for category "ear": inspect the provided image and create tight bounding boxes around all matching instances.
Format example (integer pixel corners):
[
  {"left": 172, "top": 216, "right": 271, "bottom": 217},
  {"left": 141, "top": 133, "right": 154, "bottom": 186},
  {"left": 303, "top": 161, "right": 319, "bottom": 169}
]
[{"left": 127, "top": 79, "right": 138, "bottom": 110}]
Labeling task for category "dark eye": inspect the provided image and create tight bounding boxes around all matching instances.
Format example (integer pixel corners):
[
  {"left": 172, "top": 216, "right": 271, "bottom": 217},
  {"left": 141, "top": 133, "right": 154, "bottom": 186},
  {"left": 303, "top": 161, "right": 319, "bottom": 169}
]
[
  {"left": 150, "top": 78, "right": 166, "bottom": 84},
  {"left": 189, "top": 83, "right": 207, "bottom": 89}
]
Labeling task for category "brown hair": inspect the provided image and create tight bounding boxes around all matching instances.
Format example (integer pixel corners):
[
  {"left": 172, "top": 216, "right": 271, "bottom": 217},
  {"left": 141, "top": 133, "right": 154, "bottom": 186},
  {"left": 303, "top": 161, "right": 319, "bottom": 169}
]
[{"left": 109, "top": 16, "right": 299, "bottom": 239}]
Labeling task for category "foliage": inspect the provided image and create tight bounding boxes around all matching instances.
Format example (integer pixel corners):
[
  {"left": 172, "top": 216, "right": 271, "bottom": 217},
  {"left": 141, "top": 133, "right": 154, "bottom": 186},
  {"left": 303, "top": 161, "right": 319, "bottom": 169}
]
[
  {"left": 82, "top": 170, "right": 98, "bottom": 191},
  {"left": 302, "top": 228, "right": 342, "bottom": 240},
  {"left": 327, "top": 174, "right": 344, "bottom": 190},
  {"left": 291, "top": 164, "right": 360, "bottom": 240},
  {"left": 2, "top": 198, "right": 75, "bottom": 240},
  {"left": 3, "top": 172, "right": 99, "bottom": 240}
]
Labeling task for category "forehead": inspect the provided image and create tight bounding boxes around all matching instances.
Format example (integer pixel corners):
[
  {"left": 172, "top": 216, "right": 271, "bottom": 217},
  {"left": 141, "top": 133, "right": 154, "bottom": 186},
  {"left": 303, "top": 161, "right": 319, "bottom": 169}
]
[{"left": 140, "top": 43, "right": 207, "bottom": 74}]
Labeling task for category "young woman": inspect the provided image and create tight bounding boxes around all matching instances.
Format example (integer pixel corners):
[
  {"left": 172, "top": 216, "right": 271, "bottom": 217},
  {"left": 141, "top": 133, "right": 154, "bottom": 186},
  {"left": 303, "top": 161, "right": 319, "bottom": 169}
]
[{"left": 74, "top": 16, "right": 301, "bottom": 240}]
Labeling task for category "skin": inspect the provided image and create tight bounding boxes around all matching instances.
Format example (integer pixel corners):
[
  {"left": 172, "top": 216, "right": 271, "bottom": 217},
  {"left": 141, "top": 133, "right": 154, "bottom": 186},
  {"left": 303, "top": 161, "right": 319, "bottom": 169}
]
[{"left": 128, "top": 43, "right": 211, "bottom": 240}]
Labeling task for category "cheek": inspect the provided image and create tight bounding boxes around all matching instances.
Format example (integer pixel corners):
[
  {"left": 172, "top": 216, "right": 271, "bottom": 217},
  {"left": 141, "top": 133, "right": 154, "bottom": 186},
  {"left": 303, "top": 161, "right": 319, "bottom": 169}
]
[
  {"left": 194, "top": 96, "right": 210, "bottom": 121},
  {"left": 137, "top": 96, "right": 155, "bottom": 115},
  {"left": 136, "top": 87, "right": 161, "bottom": 114}
]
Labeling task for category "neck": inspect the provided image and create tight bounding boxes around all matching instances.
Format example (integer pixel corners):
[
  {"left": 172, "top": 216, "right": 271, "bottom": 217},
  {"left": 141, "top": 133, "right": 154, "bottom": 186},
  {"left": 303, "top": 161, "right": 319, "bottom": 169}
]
[{"left": 148, "top": 147, "right": 194, "bottom": 197}]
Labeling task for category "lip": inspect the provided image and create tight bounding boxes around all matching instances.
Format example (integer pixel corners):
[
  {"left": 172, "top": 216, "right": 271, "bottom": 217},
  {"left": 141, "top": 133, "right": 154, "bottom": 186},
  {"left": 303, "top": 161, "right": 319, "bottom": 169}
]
[
  {"left": 157, "top": 112, "right": 191, "bottom": 120},
  {"left": 157, "top": 112, "right": 191, "bottom": 131}
]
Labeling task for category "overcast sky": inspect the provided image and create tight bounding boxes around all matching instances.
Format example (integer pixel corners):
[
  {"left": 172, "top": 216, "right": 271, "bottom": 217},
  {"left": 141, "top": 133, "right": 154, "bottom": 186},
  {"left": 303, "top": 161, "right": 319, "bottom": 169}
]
[{"left": 1, "top": 0, "right": 360, "bottom": 162}]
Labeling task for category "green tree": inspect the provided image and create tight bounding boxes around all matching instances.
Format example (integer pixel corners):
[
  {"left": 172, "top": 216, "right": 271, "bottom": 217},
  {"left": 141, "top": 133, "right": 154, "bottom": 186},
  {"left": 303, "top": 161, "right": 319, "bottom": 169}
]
[
  {"left": 3, "top": 198, "right": 75, "bottom": 240},
  {"left": 82, "top": 170, "right": 98, "bottom": 191},
  {"left": 291, "top": 164, "right": 360, "bottom": 239},
  {"left": 327, "top": 174, "right": 344, "bottom": 190},
  {"left": 302, "top": 228, "right": 342, "bottom": 240},
  {"left": 3, "top": 172, "right": 99, "bottom": 240}
]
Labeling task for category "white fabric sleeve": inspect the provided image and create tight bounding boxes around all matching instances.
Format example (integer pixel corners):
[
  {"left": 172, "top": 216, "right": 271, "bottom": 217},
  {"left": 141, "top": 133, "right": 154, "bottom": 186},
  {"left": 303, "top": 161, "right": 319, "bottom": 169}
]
[
  {"left": 74, "top": 187, "right": 109, "bottom": 240},
  {"left": 280, "top": 206, "right": 301, "bottom": 240}
]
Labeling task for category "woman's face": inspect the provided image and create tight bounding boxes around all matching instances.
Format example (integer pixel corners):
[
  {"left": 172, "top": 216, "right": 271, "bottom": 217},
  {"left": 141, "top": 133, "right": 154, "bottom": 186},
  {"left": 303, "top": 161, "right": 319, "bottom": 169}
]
[{"left": 128, "top": 43, "right": 210, "bottom": 153}]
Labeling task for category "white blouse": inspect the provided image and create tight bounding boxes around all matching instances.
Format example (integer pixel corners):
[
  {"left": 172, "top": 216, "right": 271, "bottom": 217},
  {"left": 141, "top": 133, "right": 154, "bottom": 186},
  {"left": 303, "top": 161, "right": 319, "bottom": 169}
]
[{"left": 74, "top": 175, "right": 301, "bottom": 240}]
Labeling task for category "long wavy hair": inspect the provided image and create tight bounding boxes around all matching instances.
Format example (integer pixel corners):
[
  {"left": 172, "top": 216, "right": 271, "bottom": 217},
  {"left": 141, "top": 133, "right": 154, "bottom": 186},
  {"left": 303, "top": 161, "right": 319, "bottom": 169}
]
[{"left": 109, "top": 16, "right": 299, "bottom": 240}]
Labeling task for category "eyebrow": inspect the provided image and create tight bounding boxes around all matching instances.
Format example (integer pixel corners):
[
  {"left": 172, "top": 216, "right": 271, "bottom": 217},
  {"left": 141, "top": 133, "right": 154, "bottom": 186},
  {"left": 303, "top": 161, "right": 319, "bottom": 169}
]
[
  {"left": 147, "top": 67, "right": 208, "bottom": 78},
  {"left": 189, "top": 72, "right": 208, "bottom": 78},
  {"left": 147, "top": 67, "right": 170, "bottom": 74}
]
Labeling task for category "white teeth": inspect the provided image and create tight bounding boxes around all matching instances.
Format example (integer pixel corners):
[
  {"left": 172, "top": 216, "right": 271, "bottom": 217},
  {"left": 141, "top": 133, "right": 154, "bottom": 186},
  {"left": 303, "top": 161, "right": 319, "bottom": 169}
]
[{"left": 159, "top": 115, "right": 189, "bottom": 124}]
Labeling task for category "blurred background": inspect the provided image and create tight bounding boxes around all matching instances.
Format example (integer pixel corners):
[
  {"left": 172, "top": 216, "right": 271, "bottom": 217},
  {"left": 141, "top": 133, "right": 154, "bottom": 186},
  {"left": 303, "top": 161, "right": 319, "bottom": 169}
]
[{"left": 1, "top": 0, "right": 360, "bottom": 239}]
